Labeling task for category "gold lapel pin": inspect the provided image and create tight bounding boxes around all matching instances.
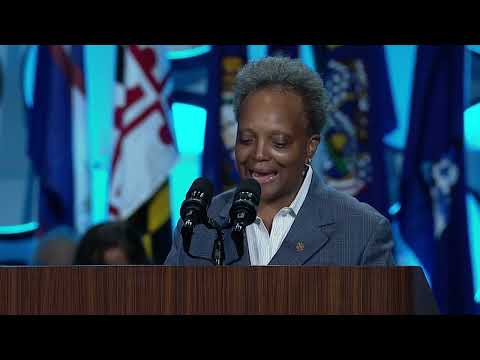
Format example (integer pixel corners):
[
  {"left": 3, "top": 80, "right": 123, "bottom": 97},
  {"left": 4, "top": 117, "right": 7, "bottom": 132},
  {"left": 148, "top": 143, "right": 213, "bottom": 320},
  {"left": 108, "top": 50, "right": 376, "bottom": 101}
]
[{"left": 296, "top": 241, "right": 305, "bottom": 252}]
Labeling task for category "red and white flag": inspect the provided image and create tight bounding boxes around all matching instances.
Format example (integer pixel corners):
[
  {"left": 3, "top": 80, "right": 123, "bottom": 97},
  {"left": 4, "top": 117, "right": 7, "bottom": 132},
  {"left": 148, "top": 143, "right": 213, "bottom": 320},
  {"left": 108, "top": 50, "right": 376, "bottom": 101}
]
[{"left": 109, "top": 45, "right": 177, "bottom": 219}]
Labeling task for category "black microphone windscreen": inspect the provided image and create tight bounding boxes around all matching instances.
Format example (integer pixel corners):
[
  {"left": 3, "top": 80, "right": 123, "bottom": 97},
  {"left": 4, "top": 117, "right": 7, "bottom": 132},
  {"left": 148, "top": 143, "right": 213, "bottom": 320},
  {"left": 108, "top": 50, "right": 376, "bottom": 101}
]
[
  {"left": 236, "top": 178, "right": 261, "bottom": 204},
  {"left": 188, "top": 177, "right": 214, "bottom": 204}
]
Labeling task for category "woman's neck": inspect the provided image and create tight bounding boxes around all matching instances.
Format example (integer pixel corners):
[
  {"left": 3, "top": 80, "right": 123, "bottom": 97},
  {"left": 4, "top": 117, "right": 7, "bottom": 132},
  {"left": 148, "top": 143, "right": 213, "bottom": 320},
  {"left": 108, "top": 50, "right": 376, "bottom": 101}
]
[{"left": 257, "top": 184, "right": 302, "bottom": 233}]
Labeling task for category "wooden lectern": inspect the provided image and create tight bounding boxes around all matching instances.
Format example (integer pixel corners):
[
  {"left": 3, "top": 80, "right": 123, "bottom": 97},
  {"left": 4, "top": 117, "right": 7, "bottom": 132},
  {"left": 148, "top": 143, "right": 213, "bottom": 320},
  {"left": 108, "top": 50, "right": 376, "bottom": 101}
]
[{"left": 0, "top": 266, "right": 438, "bottom": 315}]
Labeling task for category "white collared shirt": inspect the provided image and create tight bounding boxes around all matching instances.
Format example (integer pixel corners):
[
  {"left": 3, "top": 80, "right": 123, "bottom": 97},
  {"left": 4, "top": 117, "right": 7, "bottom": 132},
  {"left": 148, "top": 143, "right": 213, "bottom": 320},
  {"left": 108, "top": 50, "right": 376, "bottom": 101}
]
[{"left": 246, "top": 165, "right": 313, "bottom": 266}]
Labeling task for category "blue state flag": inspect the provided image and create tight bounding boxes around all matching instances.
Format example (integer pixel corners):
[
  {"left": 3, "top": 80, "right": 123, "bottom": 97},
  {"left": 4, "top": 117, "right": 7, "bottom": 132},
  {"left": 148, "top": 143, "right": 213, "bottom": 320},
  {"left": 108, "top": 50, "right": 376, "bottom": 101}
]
[
  {"left": 398, "top": 45, "right": 475, "bottom": 314},
  {"left": 312, "top": 45, "right": 396, "bottom": 218},
  {"left": 202, "top": 45, "right": 247, "bottom": 194},
  {"left": 27, "top": 45, "right": 89, "bottom": 236},
  {"left": 267, "top": 45, "right": 299, "bottom": 58}
]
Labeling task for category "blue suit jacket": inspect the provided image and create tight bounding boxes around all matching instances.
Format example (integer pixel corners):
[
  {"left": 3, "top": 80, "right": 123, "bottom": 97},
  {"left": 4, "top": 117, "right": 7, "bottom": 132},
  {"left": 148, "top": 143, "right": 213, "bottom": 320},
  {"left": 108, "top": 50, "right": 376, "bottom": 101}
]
[{"left": 165, "top": 172, "right": 395, "bottom": 266}]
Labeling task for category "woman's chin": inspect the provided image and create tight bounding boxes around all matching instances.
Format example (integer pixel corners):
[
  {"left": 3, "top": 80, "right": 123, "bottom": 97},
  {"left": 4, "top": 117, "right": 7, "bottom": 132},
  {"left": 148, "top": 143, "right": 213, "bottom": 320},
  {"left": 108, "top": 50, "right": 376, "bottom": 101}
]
[{"left": 259, "top": 187, "right": 281, "bottom": 204}]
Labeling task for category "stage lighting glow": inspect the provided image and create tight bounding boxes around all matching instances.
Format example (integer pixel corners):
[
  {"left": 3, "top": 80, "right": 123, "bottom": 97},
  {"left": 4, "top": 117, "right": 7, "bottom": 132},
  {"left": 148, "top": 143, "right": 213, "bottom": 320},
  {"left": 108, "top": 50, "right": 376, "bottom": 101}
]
[
  {"left": 465, "top": 103, "right": 480, "bottom": 151},
  {"left": 0, "top": 222, "right": 38, "bottom": 235},
  {"left": 167, "top": 45, "right": 212, "bottom": 60},
  {"left": 171, "top": 102, "right": 207, "bottom": 156},
  {"left": 466, "top": 193, "right": 480, "bottom": 304}
]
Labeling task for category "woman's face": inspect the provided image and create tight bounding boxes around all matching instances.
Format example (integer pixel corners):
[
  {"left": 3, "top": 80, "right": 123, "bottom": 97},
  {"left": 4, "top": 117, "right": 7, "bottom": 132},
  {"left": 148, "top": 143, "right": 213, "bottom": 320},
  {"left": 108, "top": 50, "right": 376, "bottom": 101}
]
[
  {"left": 103, "top": 246, "right": 129, "bottom": 265},
  {"left": 235, "top": 87, "right": 319, "bottom": 206}
]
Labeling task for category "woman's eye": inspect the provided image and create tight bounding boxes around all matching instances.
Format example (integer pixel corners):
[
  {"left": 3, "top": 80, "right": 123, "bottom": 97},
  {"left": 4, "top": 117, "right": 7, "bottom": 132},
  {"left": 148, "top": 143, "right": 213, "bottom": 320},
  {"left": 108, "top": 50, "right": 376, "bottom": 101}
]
[
  {"left": 273, "top": 142, "right": 287, "bottom": 149},
  {"left": 238, "top": 138, "right": 253, "bottom": 144}
]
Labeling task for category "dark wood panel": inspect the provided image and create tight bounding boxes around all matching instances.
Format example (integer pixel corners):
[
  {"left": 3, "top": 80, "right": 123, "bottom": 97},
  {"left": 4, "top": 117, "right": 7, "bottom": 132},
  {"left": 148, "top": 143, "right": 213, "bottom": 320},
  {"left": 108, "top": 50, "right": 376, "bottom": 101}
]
[{"left": 0, "top": 266, "right": 435, "bottom": 315}]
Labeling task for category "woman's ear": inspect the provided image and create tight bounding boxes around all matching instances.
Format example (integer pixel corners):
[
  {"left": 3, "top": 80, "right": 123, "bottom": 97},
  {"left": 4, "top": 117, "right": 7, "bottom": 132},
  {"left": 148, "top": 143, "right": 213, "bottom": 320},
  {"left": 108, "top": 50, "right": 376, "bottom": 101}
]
[{"left": 307, "top": 135, "right": 321, "bottom": 160}]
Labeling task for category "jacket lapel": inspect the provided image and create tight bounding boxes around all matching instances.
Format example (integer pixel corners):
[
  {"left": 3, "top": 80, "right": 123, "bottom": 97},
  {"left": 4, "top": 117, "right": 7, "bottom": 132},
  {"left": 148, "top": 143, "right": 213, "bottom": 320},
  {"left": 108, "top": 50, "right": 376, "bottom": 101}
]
[{"left": 269, "top": 174, "right": 336, "bottom": 265}]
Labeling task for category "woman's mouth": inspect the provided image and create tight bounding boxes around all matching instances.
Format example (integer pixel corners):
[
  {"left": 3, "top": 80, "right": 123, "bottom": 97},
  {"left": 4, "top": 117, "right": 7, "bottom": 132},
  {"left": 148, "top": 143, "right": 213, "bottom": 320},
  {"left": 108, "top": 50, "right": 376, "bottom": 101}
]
[{"left": 249, "top": 170, "right": 279, "bottom": 184}]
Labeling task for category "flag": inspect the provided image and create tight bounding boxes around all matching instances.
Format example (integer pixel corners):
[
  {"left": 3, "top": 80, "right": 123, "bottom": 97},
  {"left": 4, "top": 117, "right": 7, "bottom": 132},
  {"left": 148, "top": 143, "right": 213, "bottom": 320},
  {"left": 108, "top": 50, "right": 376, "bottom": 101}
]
[
  {"left": 27, "top": 45, "right": 90, "bottom": 236},
  {"left": 267, "top": 45, "right": 299, "bottom": 58},
  {"left": 312, "top": 45, "right": 396, "bottom": 218},
  {"left": 398, "top": 45, "right": 475, "bottom": 314},
  {"left": 202, "top": 45, "right": 247, "bottom": 194},
  {"left": 109, "top": 45, "right": 177, "bottom": 263},
  {"left": 128, "top": 180, "right": 172, "bottom": 263}
]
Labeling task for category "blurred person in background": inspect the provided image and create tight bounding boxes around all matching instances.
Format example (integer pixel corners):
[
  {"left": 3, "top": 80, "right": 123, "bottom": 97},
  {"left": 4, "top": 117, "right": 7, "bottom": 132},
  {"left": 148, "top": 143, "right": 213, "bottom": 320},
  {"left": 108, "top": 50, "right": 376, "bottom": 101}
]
[
  {"left": 74, "top": 221, "right": 150, "bottom": 265},
  {"left": 33, "top": 226, "right": 78, "bottom": 265}
]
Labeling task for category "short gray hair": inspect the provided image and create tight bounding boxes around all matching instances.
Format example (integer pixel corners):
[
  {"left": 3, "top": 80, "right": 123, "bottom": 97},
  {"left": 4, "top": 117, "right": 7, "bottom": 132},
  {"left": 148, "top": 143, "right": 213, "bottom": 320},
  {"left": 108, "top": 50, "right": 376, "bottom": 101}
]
[{"left": 233, "top": 56, "right": 329, "bottom": 135}]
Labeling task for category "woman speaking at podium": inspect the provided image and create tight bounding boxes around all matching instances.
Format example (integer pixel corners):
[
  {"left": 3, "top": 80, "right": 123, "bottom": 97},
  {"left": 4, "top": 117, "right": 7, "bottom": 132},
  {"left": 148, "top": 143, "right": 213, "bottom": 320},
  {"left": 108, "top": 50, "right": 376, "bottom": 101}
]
[{"left": 165, "top": 56, "right": 395, "bottom": 267}]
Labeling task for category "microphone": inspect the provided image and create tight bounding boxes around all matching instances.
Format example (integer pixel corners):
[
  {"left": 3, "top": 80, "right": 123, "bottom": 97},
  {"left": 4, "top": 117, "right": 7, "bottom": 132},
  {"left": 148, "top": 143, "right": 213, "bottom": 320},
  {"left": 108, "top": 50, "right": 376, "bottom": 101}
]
[
  {"left": 180, "top": 177, "right": 214, "bottom": 254},
  {"left": 229, "top": 178, "right": 261, "bottom": 258}
]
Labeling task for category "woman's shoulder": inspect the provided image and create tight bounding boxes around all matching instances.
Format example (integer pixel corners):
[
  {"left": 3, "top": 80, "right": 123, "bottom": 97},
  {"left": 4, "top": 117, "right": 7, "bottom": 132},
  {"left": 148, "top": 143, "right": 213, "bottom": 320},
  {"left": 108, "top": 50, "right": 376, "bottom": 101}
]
[{"left": 316, "top": 182, "right": 389, "bottom": 224}]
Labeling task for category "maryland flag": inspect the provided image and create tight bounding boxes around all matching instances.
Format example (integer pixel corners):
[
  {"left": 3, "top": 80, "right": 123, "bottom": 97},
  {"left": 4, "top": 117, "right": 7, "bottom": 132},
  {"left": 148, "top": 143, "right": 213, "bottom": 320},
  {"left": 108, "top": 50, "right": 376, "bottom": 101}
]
[{"left": 109, "top": 45, "right": 177, "bottom": 263}]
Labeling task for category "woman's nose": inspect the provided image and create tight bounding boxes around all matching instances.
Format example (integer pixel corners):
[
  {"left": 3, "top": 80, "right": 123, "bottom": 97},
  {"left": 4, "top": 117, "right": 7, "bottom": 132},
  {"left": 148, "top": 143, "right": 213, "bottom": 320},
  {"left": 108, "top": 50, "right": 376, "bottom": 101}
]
[{"left": 253, "top": 141, "right": 269, "bottom": 161}]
